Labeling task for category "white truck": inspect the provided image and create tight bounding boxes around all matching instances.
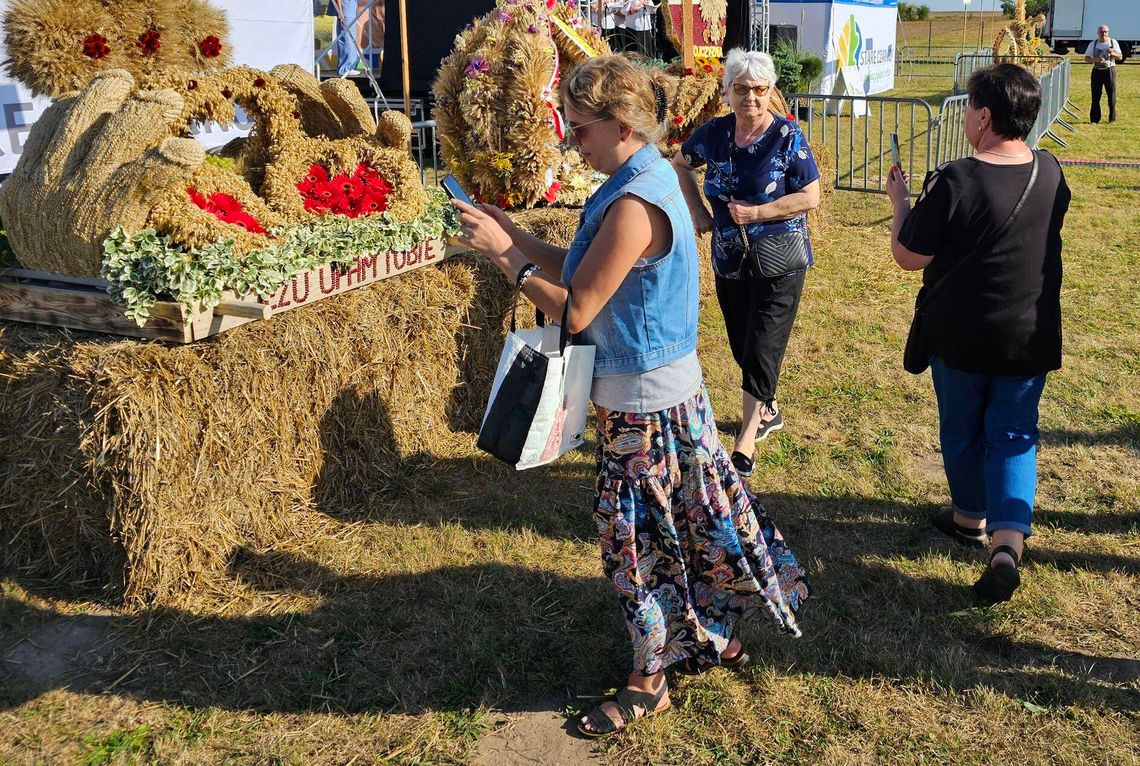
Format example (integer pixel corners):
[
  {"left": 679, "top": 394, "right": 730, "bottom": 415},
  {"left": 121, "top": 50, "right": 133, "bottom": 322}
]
[{"left": 1045, "top": 0, "right": 1139, "bottom": 60}]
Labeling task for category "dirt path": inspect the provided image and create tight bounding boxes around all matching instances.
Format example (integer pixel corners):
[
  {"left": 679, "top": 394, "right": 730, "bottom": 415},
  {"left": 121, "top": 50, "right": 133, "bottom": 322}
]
[{"left": 472, "top": 698, "right": 602, "bottom": 766}]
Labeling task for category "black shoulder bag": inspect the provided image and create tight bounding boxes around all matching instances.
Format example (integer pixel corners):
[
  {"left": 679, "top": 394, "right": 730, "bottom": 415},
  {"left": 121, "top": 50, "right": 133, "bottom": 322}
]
[{"left": 902, "top": 151, "right": 1039, "bottom": 374}]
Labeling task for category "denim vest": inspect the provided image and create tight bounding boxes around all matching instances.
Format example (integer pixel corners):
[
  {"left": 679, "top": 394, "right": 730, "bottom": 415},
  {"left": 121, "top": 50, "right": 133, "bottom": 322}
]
[{"left": 562, "top": 144, "right": 699, "bottom": 376}]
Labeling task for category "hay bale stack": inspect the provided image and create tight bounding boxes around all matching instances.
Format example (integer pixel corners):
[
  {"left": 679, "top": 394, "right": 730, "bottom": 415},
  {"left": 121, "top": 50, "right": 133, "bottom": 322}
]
[{"left": 0, "top": 255, "right": 513, "bottom": 607}]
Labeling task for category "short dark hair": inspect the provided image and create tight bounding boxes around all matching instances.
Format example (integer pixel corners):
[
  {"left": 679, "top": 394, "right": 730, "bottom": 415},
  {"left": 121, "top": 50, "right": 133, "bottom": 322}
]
[{"left": 966, "top": 64, "right": 1042, "bottom": 140}]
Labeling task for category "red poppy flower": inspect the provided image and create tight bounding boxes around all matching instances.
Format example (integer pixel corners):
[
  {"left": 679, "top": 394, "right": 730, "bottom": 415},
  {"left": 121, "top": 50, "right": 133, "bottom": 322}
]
[
  {"left": 786, "top": 113, "right": 796, "bottom": 121},
  {"left": 198, "top": 35, "right": 223, "bottom": 59},
  {"left": 672, "top": 115, "right": 684, "bottom": 125},
  {"left": 82, "top": 34, "right": 111, "bottom": 60},
  {"left": 543, "top": 181, "right": 561, "bottom": 204},
  {"left": 137, "top": 30, "right": 162, "bottom": 57},
  {"left": 703, "top": 64, "right": 714, "bottom": 73},
  {"left": 683, "top": 67, "right": 694, "bottom": 76}
]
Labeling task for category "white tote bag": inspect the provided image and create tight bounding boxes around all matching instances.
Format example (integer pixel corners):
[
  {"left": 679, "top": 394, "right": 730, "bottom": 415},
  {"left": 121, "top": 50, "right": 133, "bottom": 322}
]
[{"left": 477, "top": 288, "right": 595, "bottom": 470}]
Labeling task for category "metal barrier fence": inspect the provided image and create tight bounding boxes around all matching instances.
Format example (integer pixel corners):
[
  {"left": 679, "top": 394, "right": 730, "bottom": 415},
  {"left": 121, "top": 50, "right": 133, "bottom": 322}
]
[
  {"left": 410, "top": 119, "right": 442, "bottom": 187},
  {"left": 786, "top": 94, "right": 935, "bottom": 195},
  {"left": 952, "top": 53, "right": 1065, "bottom": 93},
  {"left": 897, "top": 47, "right": 988, "bottom": 82},
  {"left": 402, "top": 62, "right": 1078, "bottom": 198},
  {"left": 938, "top": 56, "right": 1076, "bottom": 163}
]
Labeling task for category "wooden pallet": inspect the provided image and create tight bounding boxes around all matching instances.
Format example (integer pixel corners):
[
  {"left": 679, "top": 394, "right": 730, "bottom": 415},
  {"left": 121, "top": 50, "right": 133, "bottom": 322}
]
[{"left": 0, "top": 238, "right": 462, "bottom": 343}]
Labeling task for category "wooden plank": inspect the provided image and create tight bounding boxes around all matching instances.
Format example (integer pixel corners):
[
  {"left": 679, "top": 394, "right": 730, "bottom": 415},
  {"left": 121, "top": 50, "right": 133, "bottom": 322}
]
[
  {"left": 0, "top": 282, "right": 191, "bottom": 342},
  {"left": 0, "top": 267, "right": 111, "bottom": 290},
  {"left": 0, "top": 239, "right": 466, "bottom": 343},
  {"left": 261, "top": 238, "right": 454, "bottom": 315},
  {"left": 213, "top": 299, "right": 271, "bottom": 320},
  {"left": 681, "top": 0, "right": 695, "bottom": 70}
]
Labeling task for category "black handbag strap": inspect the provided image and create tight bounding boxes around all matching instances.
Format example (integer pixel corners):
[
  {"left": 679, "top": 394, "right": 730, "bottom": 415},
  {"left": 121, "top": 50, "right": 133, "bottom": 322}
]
[
  {"left": 915, "top": 151, "right": 1039, "bottom": 314},
  {"left": 510, "top": 279, "right": 573, "bottom": 354}
]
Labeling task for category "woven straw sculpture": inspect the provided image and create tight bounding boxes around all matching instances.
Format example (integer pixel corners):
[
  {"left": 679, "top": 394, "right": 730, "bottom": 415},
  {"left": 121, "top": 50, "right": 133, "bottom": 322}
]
[
  {"left": 3, "top": 0, "right": 232, "bottom": 98},
  {"left": 433, "top": 0, "right": 609, "bottom": 209},
  {"left": 0, "top": 67, "right": 427, "bottom": 276}
]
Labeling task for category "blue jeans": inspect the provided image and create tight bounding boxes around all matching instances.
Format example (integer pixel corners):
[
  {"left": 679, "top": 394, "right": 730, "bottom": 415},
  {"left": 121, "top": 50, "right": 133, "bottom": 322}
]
[
  {"left": 929, "top": 357, "right": 1047, "bottom": 538},
  {"left": 329, "top": 0, "right": 360, "bottom": 75}
]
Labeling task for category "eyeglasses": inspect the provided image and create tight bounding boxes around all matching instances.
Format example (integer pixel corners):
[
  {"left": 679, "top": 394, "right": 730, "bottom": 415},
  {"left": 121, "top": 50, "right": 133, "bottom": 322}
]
[
  {"left": 731, "top": 83, "right": 771, "bottom": 97},
  {"left": 563, "top": 113, "right": 612, "bottom": 142}
]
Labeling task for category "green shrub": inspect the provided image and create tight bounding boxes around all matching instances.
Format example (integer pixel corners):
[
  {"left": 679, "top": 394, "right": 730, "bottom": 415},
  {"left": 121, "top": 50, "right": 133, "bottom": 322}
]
[
  {"left": 1001, "top": 0, "right": 1048, "bottom": 18},
  {"left": 898, "top": 3, "right": 931, "bottom": 22}
]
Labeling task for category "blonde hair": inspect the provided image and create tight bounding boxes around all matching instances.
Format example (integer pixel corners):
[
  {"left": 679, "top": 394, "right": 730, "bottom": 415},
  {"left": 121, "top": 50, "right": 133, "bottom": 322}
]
[{"left": 560, "top": 55, "right": 678, "bottom": 144}]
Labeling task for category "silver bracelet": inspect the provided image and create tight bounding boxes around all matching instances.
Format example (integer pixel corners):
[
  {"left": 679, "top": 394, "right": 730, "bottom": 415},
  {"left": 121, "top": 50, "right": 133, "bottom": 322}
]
[{"left": 515, "top": 262, "right": 540, "bottom": 291}]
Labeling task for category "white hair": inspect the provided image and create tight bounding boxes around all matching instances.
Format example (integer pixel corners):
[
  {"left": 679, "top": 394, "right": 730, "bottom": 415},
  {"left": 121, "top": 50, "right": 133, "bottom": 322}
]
[{"left": 722, "top": 49, "right": 778, "bottom": 90}]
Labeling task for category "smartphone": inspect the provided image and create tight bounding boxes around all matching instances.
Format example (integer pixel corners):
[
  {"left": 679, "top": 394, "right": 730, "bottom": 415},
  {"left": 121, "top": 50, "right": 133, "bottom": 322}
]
[
  {"left": 439, "top": 173, "right": 476, "bottom": 207},
  {"left": 889, "top": 133, "right": 902, "bottom": 171}
]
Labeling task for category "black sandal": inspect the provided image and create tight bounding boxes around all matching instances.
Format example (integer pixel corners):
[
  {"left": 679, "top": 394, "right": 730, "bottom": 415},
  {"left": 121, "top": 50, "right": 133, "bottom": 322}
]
[
  {"left": 577, "top": 683, "right": 670, "bottom": 738},
  {"left": 670, "top": 644, "right": 752, "bottom": 676},
  {"left": 929, "top": 506, "right": 987, "bottom": 549},
  {"left": 972, "top": 544, "right": 1022, "bottom": 604}
]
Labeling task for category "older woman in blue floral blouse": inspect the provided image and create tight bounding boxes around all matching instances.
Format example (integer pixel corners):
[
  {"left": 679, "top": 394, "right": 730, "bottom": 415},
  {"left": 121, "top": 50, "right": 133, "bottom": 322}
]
[{"left": 674, "top": 49, "right": 820, "bottom": 478}]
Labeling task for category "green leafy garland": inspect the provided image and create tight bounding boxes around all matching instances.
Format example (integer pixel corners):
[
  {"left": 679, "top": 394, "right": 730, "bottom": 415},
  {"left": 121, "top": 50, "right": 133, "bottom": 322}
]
[{"left": 102, "top": 190, "right": 460, "bottom": 326}]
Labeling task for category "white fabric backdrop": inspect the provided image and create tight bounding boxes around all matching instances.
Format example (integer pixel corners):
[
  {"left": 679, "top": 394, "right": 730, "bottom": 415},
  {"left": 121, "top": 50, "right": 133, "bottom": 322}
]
[
  {"left": 768, "top": 0, "right": 897, "bottom": 95},
  {"left": 0, "top": 0, "right": 314, "bottom": 174}
]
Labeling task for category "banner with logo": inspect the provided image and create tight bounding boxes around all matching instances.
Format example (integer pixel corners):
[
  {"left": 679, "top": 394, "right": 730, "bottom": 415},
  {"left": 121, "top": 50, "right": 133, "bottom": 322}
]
[
  {"left": 768, "top": 0, "right": 897, "bottom": 96},
  {"left": 0, "top": 0, "right": 314, "bottom": 176}
]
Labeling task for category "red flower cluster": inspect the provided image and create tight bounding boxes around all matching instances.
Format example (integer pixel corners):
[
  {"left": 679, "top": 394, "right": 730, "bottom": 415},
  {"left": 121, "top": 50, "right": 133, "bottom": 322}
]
[
  {"left": 187, "top": 188, "right": 266, "bottom": 233},
  {"left": 82, "top": 34, "right": 111, "bottom": 60},
  {"left": 297, "top": 163, "right": 393, "bottom": 218},
  {"left": 137, "top": 29, "right": 161, "bottom": 56},
  {"left": 198, "top": 35, "right": 223, "bottom": 59}
]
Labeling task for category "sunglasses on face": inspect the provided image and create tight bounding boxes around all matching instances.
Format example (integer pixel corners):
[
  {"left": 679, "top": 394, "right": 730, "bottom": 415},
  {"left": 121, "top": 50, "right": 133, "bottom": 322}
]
[
  {"left": 562, "top": 113, "right": 612, "bottom": 142},
  {"left": 732, "top": 83, "right": 771, "bottom": 97}
]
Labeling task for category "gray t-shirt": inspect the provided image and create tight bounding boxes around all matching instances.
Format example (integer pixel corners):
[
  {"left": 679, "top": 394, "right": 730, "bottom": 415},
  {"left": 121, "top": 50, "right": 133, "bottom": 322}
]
[
  {"left": 590, "top": 350, "right": 703, "bottom": 413},
  {"left": 1085, "top": 38, "right": 1121, "bottom": 68}
]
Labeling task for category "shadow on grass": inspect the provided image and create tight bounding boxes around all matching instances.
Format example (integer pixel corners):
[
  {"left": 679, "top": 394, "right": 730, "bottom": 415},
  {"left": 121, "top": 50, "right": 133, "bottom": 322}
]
[
  {"left": 3, "top": 492, "right": 1137, "bottom": 717},
  {"left": 310, "top": 387, "right": 598, "bottom": 541}
]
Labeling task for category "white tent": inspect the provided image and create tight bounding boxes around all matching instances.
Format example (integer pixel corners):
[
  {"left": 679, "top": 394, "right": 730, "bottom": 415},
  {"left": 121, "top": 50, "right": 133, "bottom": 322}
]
[
  {"left": 766, "top": 0, "right": 898, "bottom": 95},
  {"left": 0, "top": 0, "right": 314, "bottom": 174}
]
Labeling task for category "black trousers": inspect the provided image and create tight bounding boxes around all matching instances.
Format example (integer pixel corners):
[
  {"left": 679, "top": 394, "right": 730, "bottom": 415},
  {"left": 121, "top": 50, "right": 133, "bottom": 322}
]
[
  {"left": 1090, "top": 67, "right": 1117, "bottom": 123},
  {"left": 715, "top": 268, "right": 806, "bottom": 404}
]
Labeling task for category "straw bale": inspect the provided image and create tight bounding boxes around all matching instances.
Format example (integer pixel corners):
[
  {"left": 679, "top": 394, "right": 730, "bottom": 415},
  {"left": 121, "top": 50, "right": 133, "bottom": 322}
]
[{"left": 0, "top": 254, "right": 514, "bottom": 608}]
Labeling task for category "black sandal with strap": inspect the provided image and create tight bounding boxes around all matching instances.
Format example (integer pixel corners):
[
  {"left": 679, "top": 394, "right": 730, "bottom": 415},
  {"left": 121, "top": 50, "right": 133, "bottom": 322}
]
[
  {"left": 972, "top": 544, "right": 1022, "bottom": 604},
  {"left": 929, "top": 506, "right": 987, "bottom": 550},
  {"left": 577, "top": 682, "right": 670, "bottom": 738}
]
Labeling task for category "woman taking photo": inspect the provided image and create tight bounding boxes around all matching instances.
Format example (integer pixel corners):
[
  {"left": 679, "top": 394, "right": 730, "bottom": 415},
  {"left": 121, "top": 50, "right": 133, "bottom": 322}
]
[
  {"left": 673, "top": 49, "right": 821, "bottom": 478},
  {"left": 886, "top": 63, "right": 1070, "bottom": 603},
  {"left": 453, "top": 55, "right": 810, "bottom": 737}
]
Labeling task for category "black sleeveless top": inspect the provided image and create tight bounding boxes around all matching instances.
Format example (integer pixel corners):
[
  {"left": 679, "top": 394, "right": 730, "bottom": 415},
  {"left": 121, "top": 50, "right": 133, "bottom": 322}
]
[{"left": 899, "top": 152, "right": 1071, "bottom": 376}]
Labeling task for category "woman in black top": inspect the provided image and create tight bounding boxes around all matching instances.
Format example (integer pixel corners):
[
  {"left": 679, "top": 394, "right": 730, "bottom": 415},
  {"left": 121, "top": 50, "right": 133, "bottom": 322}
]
[{"left": 886, "top": 64, "right": 1071, "bottom": 603}]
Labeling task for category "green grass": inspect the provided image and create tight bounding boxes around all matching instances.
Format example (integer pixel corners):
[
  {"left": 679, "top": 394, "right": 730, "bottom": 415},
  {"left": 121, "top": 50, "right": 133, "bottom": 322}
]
[{"left": 1, "top": 56, "right": 1138, "bottom": 766}]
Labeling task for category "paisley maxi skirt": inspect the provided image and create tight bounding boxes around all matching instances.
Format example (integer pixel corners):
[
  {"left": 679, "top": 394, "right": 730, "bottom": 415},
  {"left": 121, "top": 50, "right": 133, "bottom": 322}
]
[{"left": 593, "top": 385, "right": 811, "bottom": 675}]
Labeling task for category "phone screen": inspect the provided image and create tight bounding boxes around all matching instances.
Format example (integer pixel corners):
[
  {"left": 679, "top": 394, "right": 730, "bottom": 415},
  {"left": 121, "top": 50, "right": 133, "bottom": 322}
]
[
  {"left": 440, "top": 174, "right": 476, "bottom": 207},
  {"left": 889, "top": 133, "right": 902, "bottom": 170}
]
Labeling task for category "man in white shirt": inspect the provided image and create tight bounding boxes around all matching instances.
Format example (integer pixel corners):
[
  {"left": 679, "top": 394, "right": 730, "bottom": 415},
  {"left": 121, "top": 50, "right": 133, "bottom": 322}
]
[{"left": 1084, "top": 25, "right": 1122, "bottom": 123}]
